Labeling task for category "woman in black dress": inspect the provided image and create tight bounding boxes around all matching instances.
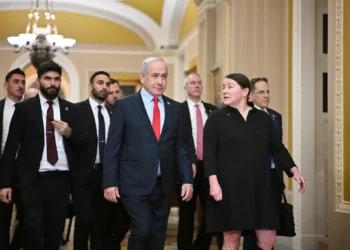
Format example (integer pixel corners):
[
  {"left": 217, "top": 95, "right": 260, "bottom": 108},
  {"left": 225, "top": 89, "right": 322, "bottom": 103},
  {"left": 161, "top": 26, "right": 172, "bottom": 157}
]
[{"left": 203, "top": 73, "right": 306, "bottom": 250}]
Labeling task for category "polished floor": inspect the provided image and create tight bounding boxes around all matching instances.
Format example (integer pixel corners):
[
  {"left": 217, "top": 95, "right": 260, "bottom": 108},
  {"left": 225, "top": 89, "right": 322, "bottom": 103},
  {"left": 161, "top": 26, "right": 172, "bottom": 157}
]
[{"left": 11, "top": 207, "right": 293, "bottom": 250}]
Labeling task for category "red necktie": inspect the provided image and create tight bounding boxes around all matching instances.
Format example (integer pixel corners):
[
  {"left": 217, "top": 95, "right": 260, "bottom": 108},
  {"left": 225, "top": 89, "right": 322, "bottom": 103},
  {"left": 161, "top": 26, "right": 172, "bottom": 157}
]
[
  {"left": 46, "top": 101, "right": 58, "bottom": 165},
  {"left": 152, "top": 98, "right": 160, "bottom": 141},
  {"left": 195, "top": 104, "right": 203, "bottom": 160}
]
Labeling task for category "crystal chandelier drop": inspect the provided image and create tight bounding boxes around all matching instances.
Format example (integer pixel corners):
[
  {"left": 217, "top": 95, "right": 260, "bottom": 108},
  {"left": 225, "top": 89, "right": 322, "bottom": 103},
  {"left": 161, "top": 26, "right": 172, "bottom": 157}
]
[{"left": 7, "top": 0, "right": 76, "bottom": 68}]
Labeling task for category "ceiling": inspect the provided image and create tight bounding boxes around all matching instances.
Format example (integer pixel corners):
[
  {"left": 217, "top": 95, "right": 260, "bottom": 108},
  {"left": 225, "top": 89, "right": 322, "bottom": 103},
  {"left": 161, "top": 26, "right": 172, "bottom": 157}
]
[
  {"left": 0, "top": 0, "right": 198, "bottom": 49},
  {"left": 123, "top": 0, "right": 164, "bottom": 26}
]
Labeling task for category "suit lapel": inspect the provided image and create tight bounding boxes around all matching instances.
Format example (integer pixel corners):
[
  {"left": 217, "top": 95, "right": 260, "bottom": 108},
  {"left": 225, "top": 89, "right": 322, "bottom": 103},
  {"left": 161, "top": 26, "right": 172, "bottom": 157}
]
[
  {"left": 203, "top": 102, "right": 213, "bottom": 117},
  {"left": 0, "top": 99, "right": 5, "bottom": 148},
  {"left": 58, "top": 98, "right": 68, "bottom": 122},
  {"left": 267, "top": 108, "right": 276, "bottom": 124},
  {"left": 34, "top": 95, "right": 45, "bottom": 141},
  {"left": 133, "top": 92, "right": 156, "bottom": 139},
  {"left": 82, "top": 99, "right": 98, "bottom": 140},
  {"left": 160, "top": 96, "right": 171, "bottom": 141}
]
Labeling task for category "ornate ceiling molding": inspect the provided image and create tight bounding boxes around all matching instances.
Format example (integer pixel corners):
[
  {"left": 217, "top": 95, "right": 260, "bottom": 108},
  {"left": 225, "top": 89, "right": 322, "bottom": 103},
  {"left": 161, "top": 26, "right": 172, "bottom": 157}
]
[
  {"left": 162, "top": 0, "right": 190, "bottom": 45},
  {"left": 0, "top": 0, "right": 164, "bottom": 49}
]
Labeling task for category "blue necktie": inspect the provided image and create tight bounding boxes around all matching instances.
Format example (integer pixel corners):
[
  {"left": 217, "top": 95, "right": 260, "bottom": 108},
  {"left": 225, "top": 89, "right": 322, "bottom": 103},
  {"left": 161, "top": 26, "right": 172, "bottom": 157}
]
[{"left": 97, "top": 105, "right": 105, "bottom": 163}]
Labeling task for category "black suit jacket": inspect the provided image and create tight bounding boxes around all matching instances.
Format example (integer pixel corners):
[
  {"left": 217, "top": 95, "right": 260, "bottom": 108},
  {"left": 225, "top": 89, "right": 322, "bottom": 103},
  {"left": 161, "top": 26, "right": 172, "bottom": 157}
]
[
  {"left": 0, "top": 95, "right": 87, "bottom": 189},
  {"left": 0, "top": 98, "right": 5, "bottom": 156},
  {"left": 103, "top": 91, "right": 193, "bottom": 197},
  {"left": 267, "top": 107, "right": 287, "bottom": 189},
  {"left": 72, "top": 99, "right": 109, "bottom": 187},
  {"left": 181, "top": 100, "right": 218, "bottom": 164}
]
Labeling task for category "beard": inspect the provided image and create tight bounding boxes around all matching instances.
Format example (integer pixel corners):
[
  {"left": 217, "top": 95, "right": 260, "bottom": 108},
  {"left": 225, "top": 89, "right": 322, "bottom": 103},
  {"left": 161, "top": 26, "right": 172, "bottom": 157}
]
[
  {"left": 91, "top": 87, "right": 107, "bottom": 102},
  {"left": 40, "top": 85, "right": 60, "bottom": 100}
]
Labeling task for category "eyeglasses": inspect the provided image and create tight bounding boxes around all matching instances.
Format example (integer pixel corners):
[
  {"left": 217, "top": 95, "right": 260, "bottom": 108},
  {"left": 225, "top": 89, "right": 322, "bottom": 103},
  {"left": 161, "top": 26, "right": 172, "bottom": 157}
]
[{"left": 251, "top": 90, "right": 272, "bottom": 95}]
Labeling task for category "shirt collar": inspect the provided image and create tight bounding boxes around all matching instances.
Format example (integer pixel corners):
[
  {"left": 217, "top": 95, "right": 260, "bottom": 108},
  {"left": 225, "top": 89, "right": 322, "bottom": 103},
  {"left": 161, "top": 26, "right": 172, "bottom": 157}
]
[
  {"left": 5, "top": 97, "right": 17, "bottom": 107},
  {"left": 89, "top": 97, "right": 106, "bottom": 110},
  {"left": 140, "top": 88, "right": 163, "bottom": 104},
  {"left": 39, "top": 93, "right": 59, "bottom": 106},
  {"left": 187, "top": 98, "right": 202, "bottom": 108},
  {"left": 253, "top": 103, "right": 268, "bottom": 112}
]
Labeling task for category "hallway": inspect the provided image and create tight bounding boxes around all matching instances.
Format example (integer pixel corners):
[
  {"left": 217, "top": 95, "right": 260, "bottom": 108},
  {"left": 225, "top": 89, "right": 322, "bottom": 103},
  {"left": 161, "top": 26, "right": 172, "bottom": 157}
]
[{"left": 10, "top": 207, "right": 294, "bottom": 250}]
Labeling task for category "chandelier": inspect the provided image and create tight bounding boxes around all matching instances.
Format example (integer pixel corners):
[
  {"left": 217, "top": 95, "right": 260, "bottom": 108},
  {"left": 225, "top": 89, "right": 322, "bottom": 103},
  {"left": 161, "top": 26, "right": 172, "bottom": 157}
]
[{"left": 7, "top": 0, "right": 76, "bottom": 68}]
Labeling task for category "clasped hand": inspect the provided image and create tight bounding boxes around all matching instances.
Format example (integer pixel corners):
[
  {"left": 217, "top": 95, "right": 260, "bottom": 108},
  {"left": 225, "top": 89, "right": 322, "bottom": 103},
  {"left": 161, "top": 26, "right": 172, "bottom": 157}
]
[
  {"left": 0, "top": 188, "right": 12, "bottom": 203},
  {"left": 52, "top": 120, "right": 71, "bottom": 137}
]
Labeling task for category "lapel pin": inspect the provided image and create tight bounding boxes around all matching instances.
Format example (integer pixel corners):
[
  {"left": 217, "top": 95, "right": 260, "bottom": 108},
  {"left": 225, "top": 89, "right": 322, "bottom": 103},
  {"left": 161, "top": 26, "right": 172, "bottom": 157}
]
[
  {"left": 65, "top": 107, "right": 69, "bottom": 111},
  {"left": 167, "top": 101, "right": 170, "bottom": 105}
]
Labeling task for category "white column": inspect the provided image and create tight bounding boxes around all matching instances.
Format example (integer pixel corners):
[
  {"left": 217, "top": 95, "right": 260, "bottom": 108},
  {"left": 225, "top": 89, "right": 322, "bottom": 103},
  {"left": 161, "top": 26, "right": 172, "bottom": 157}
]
[
  {"left": 292, "top": 0, "right": 317, "bottom": 249},
  {"left": 173, "top": 52, "right": 185, "bottom": 102}
]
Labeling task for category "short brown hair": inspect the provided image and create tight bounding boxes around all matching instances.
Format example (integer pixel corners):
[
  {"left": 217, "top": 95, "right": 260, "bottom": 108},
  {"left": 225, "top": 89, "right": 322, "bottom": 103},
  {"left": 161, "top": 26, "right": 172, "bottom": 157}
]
[{"left": 250, "top": 77, "right": 268, "bottom": 91}]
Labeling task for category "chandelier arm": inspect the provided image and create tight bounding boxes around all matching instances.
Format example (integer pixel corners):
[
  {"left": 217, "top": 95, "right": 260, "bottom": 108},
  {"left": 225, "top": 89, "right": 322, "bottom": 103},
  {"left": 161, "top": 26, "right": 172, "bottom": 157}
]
[{"left": 7, "top": 0, "right": 76, "bottom": 67}]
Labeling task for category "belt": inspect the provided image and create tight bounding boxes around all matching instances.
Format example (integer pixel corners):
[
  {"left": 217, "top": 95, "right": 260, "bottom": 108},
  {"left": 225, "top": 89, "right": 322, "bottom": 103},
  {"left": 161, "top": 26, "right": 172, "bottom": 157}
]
[
  {"left": 37, "top": 171, "right": 70, "bottom": 177},
  {"left": 196, "top": 160, "right": 204, "bottom": 165},
  {"left": 93, "top": 163, "right": 103, "bottom": 171}
]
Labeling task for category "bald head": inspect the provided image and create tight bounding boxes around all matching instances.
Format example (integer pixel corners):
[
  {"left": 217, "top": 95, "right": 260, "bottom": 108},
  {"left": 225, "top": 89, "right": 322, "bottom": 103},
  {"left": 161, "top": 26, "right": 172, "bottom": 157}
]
[{"left": 24, "top": 88, "right": 39, "bottom": 100}]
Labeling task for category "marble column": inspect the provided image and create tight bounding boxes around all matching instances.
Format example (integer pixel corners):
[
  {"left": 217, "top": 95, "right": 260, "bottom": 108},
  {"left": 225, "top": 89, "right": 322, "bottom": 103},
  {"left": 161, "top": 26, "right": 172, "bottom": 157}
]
[
  {"left": 194, "top": 0, "right": 216, "bottom": 103},
  {"left": 291, "top": 0, "right": 317, "bottom": 249}
]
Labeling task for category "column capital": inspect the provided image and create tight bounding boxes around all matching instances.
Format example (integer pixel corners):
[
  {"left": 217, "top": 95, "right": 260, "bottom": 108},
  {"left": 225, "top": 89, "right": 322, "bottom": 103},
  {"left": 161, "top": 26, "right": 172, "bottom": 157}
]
[
  {"left": 194, "top": 0, "right": 216, "bottom": 8},
  {"left": 225, "top": 0, "right": 233, "bottom": 5}
]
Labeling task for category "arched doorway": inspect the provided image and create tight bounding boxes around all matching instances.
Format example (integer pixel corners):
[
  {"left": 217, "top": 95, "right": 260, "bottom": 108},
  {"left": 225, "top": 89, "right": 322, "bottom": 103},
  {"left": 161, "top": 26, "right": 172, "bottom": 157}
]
[{"left": 10, "top": 52, "right": 80, "bottom": 102}]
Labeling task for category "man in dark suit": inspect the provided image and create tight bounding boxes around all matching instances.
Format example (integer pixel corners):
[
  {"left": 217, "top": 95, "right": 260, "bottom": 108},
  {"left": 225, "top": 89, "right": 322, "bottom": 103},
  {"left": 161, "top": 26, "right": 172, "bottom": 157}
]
[
  {"left": 243, "top": 77, "right": 284, "bottom": 250},
  {"left": 73, "top": 71, "right": 112, "bottom": 250},
  {"left": 0, "top": 61, "right": 87, "bottom": 250},
  {"left": 177, "top": 72, "right": 222, "bottom": 250},
  {"left": 103, "top": 77, "right": 130, "bottom": 250},
  {"left": 103, "top": 57, "right": 193, "bottom": 250},
  {"left": 0, "top": 68, "right": 25, "bottom": 250}
]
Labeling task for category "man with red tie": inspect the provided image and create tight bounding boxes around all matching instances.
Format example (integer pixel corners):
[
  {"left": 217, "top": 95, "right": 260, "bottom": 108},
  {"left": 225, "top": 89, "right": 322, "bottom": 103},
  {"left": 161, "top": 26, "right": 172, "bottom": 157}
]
[
  {"left": 0, "top": 61, "right": 87, "bottom": 250},
  {"left": 103, "top": 57, "right": 193, "bottom": 250}
]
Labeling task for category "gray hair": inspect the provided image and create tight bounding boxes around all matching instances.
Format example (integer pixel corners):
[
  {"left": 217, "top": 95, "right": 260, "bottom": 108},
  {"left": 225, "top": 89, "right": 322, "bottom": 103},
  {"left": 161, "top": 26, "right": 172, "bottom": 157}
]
[
  {"left": 24, "top": 87, "right": 39, "bottom": 100},
  {"left": 141, "top": 57, "right": 167, "bottom": 75},
  {"left": 184, "top": 72, "right": 201, "bottom": 87}
]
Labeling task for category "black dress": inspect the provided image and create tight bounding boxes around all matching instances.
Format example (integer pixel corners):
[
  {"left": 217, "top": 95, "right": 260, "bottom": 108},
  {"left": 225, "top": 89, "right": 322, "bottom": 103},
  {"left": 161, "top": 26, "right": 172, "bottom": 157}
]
[{"left": 203, "top": 106, "right": 295, "bottom": 233}]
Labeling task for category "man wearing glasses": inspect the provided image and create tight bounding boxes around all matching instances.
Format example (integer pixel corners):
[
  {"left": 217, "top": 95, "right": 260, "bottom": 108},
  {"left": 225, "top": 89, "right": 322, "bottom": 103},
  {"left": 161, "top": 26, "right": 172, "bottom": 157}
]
[{"left": 244, "top": 77, "right": 283, "bottom": 250}]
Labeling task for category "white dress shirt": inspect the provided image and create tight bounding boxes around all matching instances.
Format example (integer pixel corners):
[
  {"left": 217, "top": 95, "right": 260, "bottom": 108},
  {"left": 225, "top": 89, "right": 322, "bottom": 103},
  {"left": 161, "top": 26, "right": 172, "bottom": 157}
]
[
  {"left": 187, "top": 99, "right": 208, "bottom": 155},
  {"left": 140, "top": 88, "right": 165, "bottom": 175},
  {"left": 1, "top": 97, "right": 16, "bottom": 155},
  {"left": 39, "top": 94, "right": 69, "bottom": 172},
  {"left": 88, "top": 97, "right": 110, "bottom": 164}
]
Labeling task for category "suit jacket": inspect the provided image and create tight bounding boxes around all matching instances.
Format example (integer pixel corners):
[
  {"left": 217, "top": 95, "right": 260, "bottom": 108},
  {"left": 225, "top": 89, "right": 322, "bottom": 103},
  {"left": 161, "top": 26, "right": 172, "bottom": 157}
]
[
  {"left": 72, "top": 99, "right": 108, "bottom": 187},
  {"left": 103, "top": 91, "right": 193, "bottom": 196},
  {"left": 267, "top": 107, "right": 286, "bottom": 189},
  {"left": 0, "top": 98, "right": 5, "bottom": 156},
  {"left": 181, "top": 100, "right": 218, "bottom": 164},
  {"left": 0, "top": 95, "right": 88, "bottom": 189}
]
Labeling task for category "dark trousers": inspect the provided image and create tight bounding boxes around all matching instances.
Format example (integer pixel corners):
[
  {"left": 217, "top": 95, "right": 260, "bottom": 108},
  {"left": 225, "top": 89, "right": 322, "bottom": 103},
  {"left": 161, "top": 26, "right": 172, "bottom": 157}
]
[
  {"left": 243, "top": 169, "right": 282, "bottom": 250},
  {"left": 177, "top": 161, "right": 223, "bottom": 250},
  {"left": 20, "top": 173, "right": 71, "bottom": 250},
  {"left": 121, "top": 177, "right": 172, "bottom": 250},
  {"left": 0, "top": 201, "right": 13, "bottom": 250},
  {"left": 104, "top": 201, "right": 130, "bottom": 250},
  {"left": 73, "top": 169, "right": 111, "bottom": 250}
]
